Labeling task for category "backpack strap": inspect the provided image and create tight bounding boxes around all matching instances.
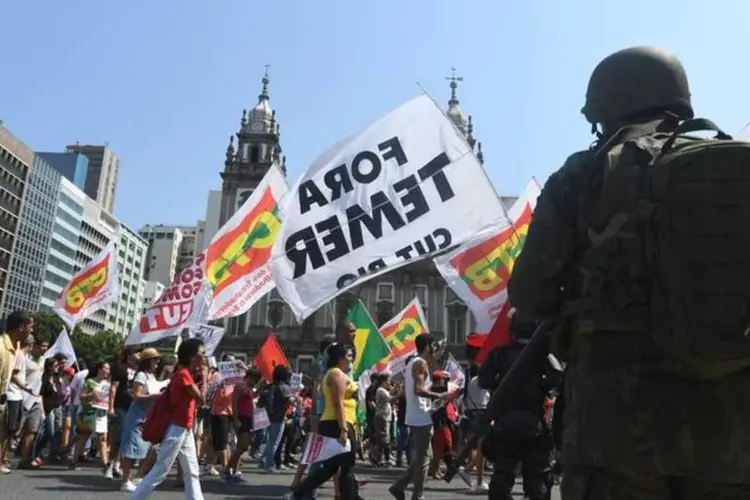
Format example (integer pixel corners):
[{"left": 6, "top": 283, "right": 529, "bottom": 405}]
[{"left": 659, "top": 118, "right": 732, "bottom": 155}]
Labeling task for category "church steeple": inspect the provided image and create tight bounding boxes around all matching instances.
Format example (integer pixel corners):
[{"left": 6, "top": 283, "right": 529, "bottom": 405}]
[
  {"left": 445, "top": 68, "right": 483, "bottom": 164},
  {"left": 223, "top": 67, "right": 286, "bottom": 177}
]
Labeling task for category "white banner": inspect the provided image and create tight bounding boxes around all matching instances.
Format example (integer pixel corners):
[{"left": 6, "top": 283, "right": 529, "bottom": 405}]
[
  {"left": 187, "top": 324, "right": 225, "bottom": 357},
  {"left": 253, "top": 407, "right": 270, "bottom": 430},
  {"left": 444, "top": 354, "right": 465, "bottom": 388},
  {"left": 44, "top": 328, "right": 77, "bottom": 367},
  {"left": 206, "top": 164, "right": 289, "bottom": 319},
  {"left": 218, "top": 360, "right": 244, "bottom": 385},
  {"left": 54, "top": 240, "right": 119, "bottom": 330},
  {"left": 270, "top": 95, "right": 504, "bottom": 320},
  {"left": 300, "top": 433, "right": 351, "bottom": 465},
  {"left": 434, "top": 179, "right": 541, "bottom": 332},
  {"left": 125, "top": 253, "right": 210, "bottom": 346}
]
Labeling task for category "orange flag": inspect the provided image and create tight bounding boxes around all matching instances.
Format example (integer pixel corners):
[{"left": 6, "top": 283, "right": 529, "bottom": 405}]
[{"left": 253, "top": 333, "right": 289, "bottom": 382}]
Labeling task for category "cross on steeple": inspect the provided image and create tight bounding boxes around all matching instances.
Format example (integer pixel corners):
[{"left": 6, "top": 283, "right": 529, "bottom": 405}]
[{"left": 446, "top": 67, "right": 463, "bottom": 104}]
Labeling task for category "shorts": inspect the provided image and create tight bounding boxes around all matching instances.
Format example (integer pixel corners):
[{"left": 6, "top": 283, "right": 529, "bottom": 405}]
[
  {"left": 61, "top": 405, "right": 75, "bottom": 419},
  {"left": 20, "top": 403, "right": 42, "bottom": 433},
  {"left": 5, "top": 400, "right": 22, "bottom": 433},
  {"left": 77, "top": 409, "right": 108, "bottom": 435},
  {"left": 237, "top": 416, "right": 253, "bottom": 435},
  {"left": 210, "top": 414, "right": 231, "bottom": 451}
]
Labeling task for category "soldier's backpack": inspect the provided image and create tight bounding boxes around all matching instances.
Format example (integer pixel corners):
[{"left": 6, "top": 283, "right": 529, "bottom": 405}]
[{"left": 572, "top": 118, "right": 750, "bottom": 380}]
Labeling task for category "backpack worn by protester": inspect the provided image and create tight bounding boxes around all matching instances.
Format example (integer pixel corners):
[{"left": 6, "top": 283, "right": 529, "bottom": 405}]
[
  {"left": 567, "top": 118, "right": 750, "bottom": 380},
  {"left": 142, "top": 378, "right": 174, "bottom": 444}
]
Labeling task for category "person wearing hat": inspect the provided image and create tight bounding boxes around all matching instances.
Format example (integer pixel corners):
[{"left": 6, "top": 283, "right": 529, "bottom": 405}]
[{"left": 119, "top": 347, "right": 161, "bottom": 492}]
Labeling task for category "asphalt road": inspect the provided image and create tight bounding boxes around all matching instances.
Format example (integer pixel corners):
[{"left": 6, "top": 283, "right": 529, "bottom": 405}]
[{"left": 2, "top": 462, "right": 561, "bottom": 499}]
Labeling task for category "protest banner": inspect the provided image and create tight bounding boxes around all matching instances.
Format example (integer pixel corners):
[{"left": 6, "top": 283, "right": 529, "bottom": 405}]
[
  {"left": 253, "top": 408, "right": 270, "bottom": 430},
  {"left": 270, "top": 94, "right": 505, "bottom": 320},
  {"left": 375, "top": 297, "right": 428, "bottom": 374},
  {"left": 434, "top": 179, "right": 541, "bottom": 332},
  {"left": 300, "top": 433, "right": 351, "bottom": 465},
  {"left": 206, "top": 164, "right": 289, "bottom": 319},
  {"left": 125, "top": 253, "right": 210, "bottom": 346},
  {"left": 290, "top": 372, "right": 303, "bottom": 393},
  {"left": 218, "top": 360, "right": 244, "bottom": 385},
  {"left": 54, "top": 241, "right": 119, "bottom": 330},
  {"left": 187, "top": 324, "right": 226, "bottom": 357}
]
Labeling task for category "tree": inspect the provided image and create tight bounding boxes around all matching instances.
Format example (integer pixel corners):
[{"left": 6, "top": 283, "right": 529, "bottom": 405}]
[{"left": 32, "top": 311, "right": 123, "bottom": 367}]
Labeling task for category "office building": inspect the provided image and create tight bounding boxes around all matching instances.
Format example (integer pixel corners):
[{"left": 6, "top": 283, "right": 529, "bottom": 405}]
[
  {"left": 4, "top": 155, "right": 62, "bottom": 316},
  {"left": 138, "top": 225, "right": 184, "bottom": 286},
  {"left": 65, "top": 143, "right": 119, "bottom": 213},
  {"left": 202, "top": 190, "right": 222, "bottom": 245},
  {"left": 142, "top": 280, "right": 165, "bottom": 314},
  {"left": 40, "top": 177, "right": 85, "bottom": 312},
  {"left": 0, "top": 124, "right": 33, "bottom": 312},
  {"left": 36, "top": 151, "right": 89, "bottom": 191},
  {"left": 114, "top": 225, "right": 147, "bottom": 334}
]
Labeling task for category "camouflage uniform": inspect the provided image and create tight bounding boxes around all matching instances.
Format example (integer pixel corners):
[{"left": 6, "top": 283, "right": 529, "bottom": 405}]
[{"left": 508, "top": 149, "right": 750, "bottom": 499}]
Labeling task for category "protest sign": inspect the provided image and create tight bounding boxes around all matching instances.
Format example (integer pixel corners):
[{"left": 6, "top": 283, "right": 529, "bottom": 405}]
[
  {"left": 375, "top": 297, "right": 428, "bottom": 374},
  {"left": 187, "top": 324, "right": 226, "bottom": 357},
  {"left": 253, "top": 408, "right": 270, "bottom": 430},
  {"left": 44, "top": 329, "right": 77, "bottom": 367},
  {"left": 218, "top": 360, "right": 244, "bottom": 385},
  {"left": 270, "top": 95, "right": 505, "bottom": 320},
  {"left": 434, "top": 179, "right": 541, "bottom": 332},
  {"left": 126, "top": 253, "right": 210, "bottom": 346},
  {"left": 300, "top": 433, "right": 351, "bottom": 465}
]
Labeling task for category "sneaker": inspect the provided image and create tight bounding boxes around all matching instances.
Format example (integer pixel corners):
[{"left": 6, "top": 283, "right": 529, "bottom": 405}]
[
  {"left": 104, "top": 467, "right": 114, "bottom": 480},
  {"left": 0, "top": 465, "right": 10, "bottom": 474},
  {"left": 208, "top": 466, "right": 220, "bottom": 476},
  {"left": 120, "top": 481, "right": 137, "bottom": 492},
  {"left": 388, "top": 485, "right": 406, "bottom": 500},
  {"left": 477, "top": 481, "right": 490, "bottom": 491}
]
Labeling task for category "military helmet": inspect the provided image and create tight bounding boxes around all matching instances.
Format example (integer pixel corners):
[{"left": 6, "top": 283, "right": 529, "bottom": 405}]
[{"left": 582, "top": 46, "right": 694, "bottom": 125}]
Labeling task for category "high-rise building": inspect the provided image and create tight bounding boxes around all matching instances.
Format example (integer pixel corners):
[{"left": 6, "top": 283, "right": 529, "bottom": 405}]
[
  {"left": 202, "top": 190, "right": 222, "bottom": 245},
  {"left": 40, "top": 177, "right": 85, "bottom": 311},
  {"left": 142, "top": 280, "right": 165, "bottom": 315},
  {"left": 176, "top": 225, "right": 199, "bottom": 272},
  {"left": 0, "top": 124, "right": 33, "bottom": 312},
  {"left": 36, "top": 151, "right": 89, "bottom": 191},
  {"left": 3, "top": 155, "right": 62, "bottom": 316},
  {"left": 65, "top": 143, "right": 119, "bottom": 213},
  {"left": 138, "top": 225, "right": 184, "bottom": 286}
]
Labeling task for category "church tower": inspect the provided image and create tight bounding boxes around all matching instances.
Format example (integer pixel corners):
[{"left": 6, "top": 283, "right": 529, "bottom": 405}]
[{"left": 219, "top": 68, "right": 287, "bottom": 228}]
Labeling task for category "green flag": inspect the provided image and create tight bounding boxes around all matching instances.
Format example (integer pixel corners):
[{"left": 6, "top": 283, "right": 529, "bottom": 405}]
[{"left": 347, "top": 301, "right": 390, "bottom": 380}]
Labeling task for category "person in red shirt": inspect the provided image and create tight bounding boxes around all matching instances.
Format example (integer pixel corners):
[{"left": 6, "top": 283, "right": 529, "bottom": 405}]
[{"left": 131, "top": 338, "right": 207, "bottom": 500}]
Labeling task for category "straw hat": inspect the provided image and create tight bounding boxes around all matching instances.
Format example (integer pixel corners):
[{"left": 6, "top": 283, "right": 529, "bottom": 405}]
[{"left": 140, "top": 347, "right": 160, "bottom": 361}]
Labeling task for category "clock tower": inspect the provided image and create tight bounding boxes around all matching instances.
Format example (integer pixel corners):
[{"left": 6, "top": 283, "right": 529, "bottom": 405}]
[{"left": 218, "top": 68, "right": 288, "bottom": 338}]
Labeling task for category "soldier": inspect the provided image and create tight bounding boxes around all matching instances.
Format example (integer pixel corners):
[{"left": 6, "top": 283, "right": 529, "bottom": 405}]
[
  {"left": 508, "top": 46, "right": 750, "bottom": 499},
  {"left": 476, "top": 314, "right": 556, "bottom": 500}
]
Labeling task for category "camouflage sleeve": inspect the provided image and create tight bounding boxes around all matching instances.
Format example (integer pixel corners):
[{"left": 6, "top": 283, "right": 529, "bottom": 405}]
[{"left": 508, "top": 151, "right": 591, "bottom": 319}]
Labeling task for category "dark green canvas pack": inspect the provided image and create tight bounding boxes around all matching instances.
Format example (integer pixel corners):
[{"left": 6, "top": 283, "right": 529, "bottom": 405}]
[{"left": 570, "top": 118, "right": 750, "bottom": 379}]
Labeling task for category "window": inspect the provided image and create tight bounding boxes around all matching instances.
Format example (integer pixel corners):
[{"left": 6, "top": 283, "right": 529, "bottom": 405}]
[
  {"left": 446, "top": 307, "right": 468, "bottom": 344},
  {"left": 376, "top": 282, "right": 394, "bottom": 302},
  {"left": 250, "top": 146, "right": 260, "bottom": 163}
]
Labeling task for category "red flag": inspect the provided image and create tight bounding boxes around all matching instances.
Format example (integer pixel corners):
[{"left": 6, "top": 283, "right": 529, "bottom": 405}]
[
  {"left": 466, "top": 334, "right": 487, "bottom": 349},
  {"left": 253, "top": 333, "right": 289, "bottom": 382},
  {"left": 475, "top": 301, "right": 514, "bottom": 365}
]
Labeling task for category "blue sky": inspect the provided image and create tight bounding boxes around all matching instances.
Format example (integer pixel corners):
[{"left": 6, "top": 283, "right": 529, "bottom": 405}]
[{"left": 2, "top": 1, "right": 749, "bottom": 230}]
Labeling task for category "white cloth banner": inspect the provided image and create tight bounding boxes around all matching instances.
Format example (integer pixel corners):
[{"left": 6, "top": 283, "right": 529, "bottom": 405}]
[
  {"left": 270, "top": 94, "right": 505, "bottom": 320},
  {"left": 217, "top": 360, "right": 244, "bottom": 385},
  {"left": 434, "top": 179, "right": 541, "bottom": 332},
  {"left": 125, "top": 253, "right": 210, "bottom": 346},
  {"left": 44, "top": 329, "right": 77, "bottom": 367},
  {"left": 54, "top": 240, "right": 119, "bottom": 330},
  {"left": 187, "top": 324, "right": 226, "bottom": 357},
  {"left": 300, "top": 433, "right": 351, "bottom": 465},
  {"left": 444, "top": 354, "right": 466, "bottom": 388},
  {"left": 206, "top": 164, "right": 289, "bottom": 319}
]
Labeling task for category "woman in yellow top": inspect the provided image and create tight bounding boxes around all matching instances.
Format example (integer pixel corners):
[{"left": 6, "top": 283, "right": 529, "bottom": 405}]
[{"left": 286, "top": 343, "right": 363, "bottom": 500}]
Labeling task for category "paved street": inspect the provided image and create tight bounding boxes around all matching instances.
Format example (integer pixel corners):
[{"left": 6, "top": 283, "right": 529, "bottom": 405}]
[{"left": 1, "top": 462, "right": 561, "bottom": 499}]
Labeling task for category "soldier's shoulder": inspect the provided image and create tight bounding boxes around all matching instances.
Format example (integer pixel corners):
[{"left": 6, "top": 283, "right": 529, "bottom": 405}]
[{"left": 547, "top": 149, "right": 597, "bottom": 188}]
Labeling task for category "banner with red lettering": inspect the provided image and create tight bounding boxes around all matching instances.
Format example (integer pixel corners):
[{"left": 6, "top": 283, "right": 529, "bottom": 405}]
[
  {"left": 206, "top": 164, "right": 288, "bottom": 319},
  {"left": 54, "top": 240, "right": 119, "bottom": 330},
  {"left": 434, "top": 179, "right": 541, "bottom": 332},
  {"left": 374, "top": 297, "right": 428, "bottom": 374},
  {"left": 125, "top": 253, "right": 210, "bottom": 346}
]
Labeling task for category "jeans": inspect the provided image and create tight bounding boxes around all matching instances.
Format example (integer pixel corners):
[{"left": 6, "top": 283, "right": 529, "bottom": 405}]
[
  {"left": 391, "top": 425, "right": 432, "bottom": 500},
  {"left": 32, "top": 409, "right": 57, "bottom": 458},
  {"left": 130, "top": 425, "right": 203, "bottom": 500},
  {"left": 397, "top": 423, "right": 410, "bottom": 464},
  {"left": 262, "top": 421, "right": 285, "bottom": 470}
]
